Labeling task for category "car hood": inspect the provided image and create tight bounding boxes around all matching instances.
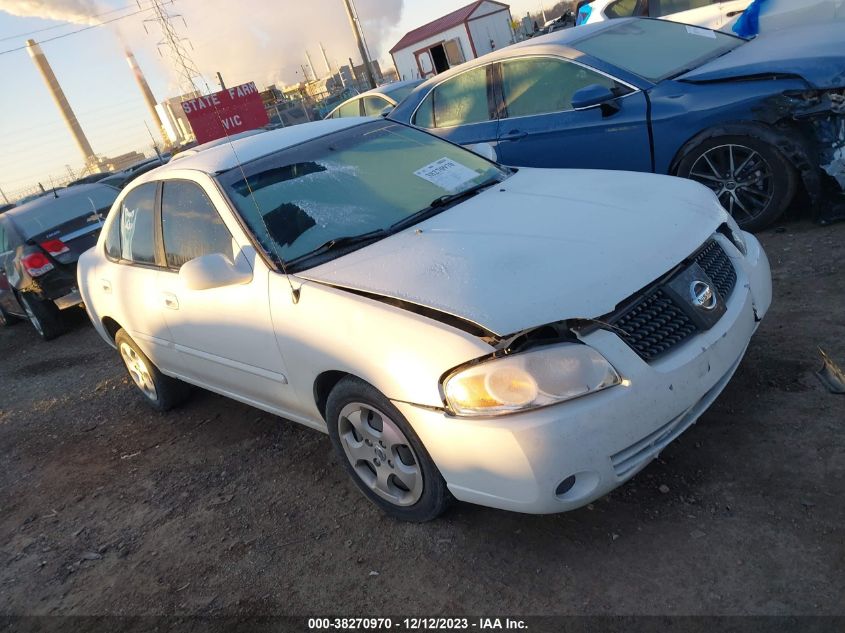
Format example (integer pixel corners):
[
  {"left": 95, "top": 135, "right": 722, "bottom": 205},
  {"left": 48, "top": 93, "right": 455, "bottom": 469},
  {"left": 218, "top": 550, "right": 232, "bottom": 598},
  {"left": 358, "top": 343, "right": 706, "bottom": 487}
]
[
  {"left": 678, "top": 22, "right": 845, "bottom": 89},
  {"left": 298, "top": 168, "right": 728, "bottom": 337}
]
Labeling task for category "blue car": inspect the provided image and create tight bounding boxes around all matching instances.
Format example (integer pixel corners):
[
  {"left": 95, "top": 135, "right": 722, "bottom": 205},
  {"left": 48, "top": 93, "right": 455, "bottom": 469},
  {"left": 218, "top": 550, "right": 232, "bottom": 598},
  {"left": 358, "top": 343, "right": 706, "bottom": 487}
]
[{"left": 389, "top": 18, "right": 845, "bottom": 230}]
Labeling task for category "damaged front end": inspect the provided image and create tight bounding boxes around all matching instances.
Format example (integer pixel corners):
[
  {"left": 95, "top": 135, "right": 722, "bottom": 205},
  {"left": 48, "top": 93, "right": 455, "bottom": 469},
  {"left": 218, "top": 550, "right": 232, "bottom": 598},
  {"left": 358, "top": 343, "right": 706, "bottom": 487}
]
[{"left": 776, "top": 88, "right": 845, "bottom": 223}]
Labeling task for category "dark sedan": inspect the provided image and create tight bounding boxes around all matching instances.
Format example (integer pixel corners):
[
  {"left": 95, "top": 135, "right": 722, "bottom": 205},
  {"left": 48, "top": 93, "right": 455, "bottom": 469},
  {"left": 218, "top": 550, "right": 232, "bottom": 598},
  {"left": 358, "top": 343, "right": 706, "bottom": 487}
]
[
  {"left": 389, "top": 18, "right": 845, "bottom": 230},
  {"left": 0, "top": 184, "right": 118, "bottom": 340}
]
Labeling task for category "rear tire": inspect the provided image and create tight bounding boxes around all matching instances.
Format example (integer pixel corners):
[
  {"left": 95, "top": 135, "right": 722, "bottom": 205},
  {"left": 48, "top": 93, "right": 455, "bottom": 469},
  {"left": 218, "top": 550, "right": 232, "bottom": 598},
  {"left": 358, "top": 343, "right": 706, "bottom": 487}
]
[
  {"left": 115, "top": 329, "right": 191, "bottom": 411},
  {"left": 326, "top": 376, "right": 451, "bottom": 522},
  {"left": 19, "top": 293, "right": 65, "bottom": 341},
  {"left": 676, "top": 134, "right": 797, "bottom": 232}
]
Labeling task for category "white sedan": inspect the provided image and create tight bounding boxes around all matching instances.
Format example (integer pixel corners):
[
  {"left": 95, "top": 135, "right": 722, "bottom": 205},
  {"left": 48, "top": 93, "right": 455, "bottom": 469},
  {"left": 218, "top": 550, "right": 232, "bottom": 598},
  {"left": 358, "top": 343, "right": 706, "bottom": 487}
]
[{"left": 78, "top": 118, "right": 771, "bottom": 521}]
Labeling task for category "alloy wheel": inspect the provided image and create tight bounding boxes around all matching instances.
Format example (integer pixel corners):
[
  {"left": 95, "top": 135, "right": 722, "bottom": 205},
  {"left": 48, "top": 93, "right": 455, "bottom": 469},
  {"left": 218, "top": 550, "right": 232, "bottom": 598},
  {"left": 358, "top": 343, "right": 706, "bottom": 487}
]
[
  {"left": 688, "top": 144, "right": 775, "bottom": 224},
  {"left": 337, "top": 402, "right": 424, "bottom": 507},
  {"left": 119, "top": 342, "right": 158, "bottom": 401}
]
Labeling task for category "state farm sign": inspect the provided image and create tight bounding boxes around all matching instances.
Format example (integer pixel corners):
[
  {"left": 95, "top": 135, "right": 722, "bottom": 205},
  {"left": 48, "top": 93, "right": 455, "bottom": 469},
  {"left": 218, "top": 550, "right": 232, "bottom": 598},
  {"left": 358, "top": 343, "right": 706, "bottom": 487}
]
[{"left": 181, "top": 82, "right": 269, "bottom": 144}]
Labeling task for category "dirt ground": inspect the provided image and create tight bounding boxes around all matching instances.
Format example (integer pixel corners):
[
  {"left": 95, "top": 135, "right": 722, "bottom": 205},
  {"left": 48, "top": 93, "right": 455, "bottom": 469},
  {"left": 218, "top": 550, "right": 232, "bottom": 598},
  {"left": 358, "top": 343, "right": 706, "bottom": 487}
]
[{"left": 1, "top": 219, "right": 843, "bottom": 618}]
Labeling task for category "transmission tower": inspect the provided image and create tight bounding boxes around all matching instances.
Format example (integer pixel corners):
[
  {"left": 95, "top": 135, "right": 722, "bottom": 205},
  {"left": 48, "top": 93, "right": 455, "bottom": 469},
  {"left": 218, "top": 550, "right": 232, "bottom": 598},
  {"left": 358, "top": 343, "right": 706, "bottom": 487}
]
[{"left": 142, "top": 0, "right": 203, "bottom": 96}]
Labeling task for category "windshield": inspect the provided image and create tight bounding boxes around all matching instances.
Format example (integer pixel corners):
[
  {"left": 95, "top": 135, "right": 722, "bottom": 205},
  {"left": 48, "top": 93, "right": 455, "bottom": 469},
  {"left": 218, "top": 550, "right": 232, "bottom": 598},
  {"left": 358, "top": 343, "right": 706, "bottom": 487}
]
[
  {"left": 219, "top": 121, "right": 505, "bottom": 268},
  {"left": 573, "top": 19, "right": 744, "bottom": 82}
]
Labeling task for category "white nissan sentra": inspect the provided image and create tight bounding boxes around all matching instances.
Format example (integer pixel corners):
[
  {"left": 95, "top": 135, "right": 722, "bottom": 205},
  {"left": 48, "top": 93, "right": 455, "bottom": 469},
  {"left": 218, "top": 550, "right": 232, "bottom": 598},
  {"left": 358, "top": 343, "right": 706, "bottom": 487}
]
[{"left": 78, "top": 118, "right": 771, "bottom": 522}]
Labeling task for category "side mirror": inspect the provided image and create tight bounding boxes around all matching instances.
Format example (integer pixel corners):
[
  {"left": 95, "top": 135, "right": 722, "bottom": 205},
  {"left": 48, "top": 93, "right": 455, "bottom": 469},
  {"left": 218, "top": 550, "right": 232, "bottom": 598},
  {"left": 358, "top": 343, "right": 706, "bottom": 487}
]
[
  {"left": 179, "top": 253, "right": 252, "bottom": 291},
  {"left": 466, "top": 142, "right": 498, "bottom": 162},
  {"left": 571, "top": 84, "right": 618, "bottom": 110}
]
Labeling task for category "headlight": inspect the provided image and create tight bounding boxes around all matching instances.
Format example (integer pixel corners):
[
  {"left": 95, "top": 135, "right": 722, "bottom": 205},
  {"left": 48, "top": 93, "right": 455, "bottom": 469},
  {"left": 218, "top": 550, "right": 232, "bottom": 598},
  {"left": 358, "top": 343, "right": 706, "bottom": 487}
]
[
  {"left": 442, "top": 343, "right": 622, "bottom": 417},
  {"left": 723, "top": 217, "right": 748, "bottom": 256}
]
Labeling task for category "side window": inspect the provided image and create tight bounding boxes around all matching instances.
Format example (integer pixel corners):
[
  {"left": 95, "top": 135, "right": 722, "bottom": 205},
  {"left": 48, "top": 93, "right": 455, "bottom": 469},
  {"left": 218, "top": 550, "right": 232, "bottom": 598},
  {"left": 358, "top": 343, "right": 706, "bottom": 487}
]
[
  {"left": 104, "top": 207, "right": 121, "bottom": 260},
  {"left": 161, "top": 180, "right": 233, "bottom": 270},
  {"left": 606, "top": 0, "right": 640, "bottom": 18},
  {"left": 119, "top": 182, "right": 158, "bottom": 265},
  {"left": 0, "top": 222, "right": 7, "bottom": 253},
  {"left": 362, "top": 96, "right": 390, "bottom": 117},
  {"left": 427, "top": 66, "right": 493, "bottom": 128},
  {"left": 338, "top": 99, "right": 362, "bottom": 118},
  {"left": 500, "top": 58, "right": 629, "bottom": 118}
]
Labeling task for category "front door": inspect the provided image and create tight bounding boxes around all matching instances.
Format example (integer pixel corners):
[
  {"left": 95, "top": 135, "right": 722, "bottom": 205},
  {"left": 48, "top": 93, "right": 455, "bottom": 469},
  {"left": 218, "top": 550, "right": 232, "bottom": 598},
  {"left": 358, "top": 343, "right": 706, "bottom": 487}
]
[
  {"left": 154, "top": 178, "right": 293, "bottom": 410},
  {"left": 494, "top": 57, "right": 652, "bottom": 172}
]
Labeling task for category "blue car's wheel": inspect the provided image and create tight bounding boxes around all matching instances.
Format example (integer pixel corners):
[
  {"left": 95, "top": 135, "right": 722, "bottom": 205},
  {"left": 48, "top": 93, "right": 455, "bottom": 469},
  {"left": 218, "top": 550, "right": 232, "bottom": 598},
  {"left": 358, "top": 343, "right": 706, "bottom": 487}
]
[{"left": 678, "top": 135, "right": 796, "bottom": 232}]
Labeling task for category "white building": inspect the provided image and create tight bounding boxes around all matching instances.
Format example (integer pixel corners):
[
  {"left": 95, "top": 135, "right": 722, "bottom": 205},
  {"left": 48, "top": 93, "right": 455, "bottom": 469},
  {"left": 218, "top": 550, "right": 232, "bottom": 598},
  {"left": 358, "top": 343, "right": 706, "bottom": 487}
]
[{"left": 389, "top": 1, "right": 514, "bottom": 81}]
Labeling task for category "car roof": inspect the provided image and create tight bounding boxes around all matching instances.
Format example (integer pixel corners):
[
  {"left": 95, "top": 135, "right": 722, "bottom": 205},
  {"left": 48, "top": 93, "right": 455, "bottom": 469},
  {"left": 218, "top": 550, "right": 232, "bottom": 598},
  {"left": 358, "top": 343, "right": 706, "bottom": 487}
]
[
  {"left": 4, "top": 183, "right": 117, "bottom": 219},
  {"left": 134, "top": 118, "right": 367, "bottom": 179},
  {"left": 388, "top": 18, "right": 653, "bottom": 122},
  {"left": 370, "top": 79, "right": 424, "bottom": 97}
]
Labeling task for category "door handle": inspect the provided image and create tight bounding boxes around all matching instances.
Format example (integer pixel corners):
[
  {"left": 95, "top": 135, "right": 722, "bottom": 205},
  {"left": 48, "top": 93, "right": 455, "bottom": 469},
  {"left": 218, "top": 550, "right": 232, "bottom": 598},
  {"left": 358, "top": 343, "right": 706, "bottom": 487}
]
[
  {"left": 163, "top": 293, "right": 179, "bottom": 310},
  {"left": 500, "top": 130, "right": 528, "bottom": 141}
]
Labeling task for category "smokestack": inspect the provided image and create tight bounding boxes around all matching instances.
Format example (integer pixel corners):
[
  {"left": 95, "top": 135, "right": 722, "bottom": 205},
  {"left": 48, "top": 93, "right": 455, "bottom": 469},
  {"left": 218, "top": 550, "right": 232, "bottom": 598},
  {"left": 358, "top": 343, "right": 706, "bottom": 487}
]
[
  {"left": 125, "top": 47, "right": 168, "bottom": 146},
  {"left": 320, "top": 42, "right": 333, "bottom": 75},
  {"left": 305, "top": 50, "right": 317, "bottom": 81},
  {"left": 26, "top": 39, "right": 97, "bottom": 167}
]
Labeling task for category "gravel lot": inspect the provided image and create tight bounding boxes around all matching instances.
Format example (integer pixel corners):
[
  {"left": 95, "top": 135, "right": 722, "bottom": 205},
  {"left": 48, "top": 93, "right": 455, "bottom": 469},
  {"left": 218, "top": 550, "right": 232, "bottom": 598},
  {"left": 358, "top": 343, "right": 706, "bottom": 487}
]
[{"left": 1, "top": 219, "right": 843, "bottom": 618}]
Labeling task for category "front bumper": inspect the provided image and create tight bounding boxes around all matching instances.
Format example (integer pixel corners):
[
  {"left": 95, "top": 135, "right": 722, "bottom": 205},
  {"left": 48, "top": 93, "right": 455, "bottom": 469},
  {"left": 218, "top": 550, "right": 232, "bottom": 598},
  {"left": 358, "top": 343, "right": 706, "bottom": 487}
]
[{"left": 396, "top": 234, "right": 771, "bottom": 514}]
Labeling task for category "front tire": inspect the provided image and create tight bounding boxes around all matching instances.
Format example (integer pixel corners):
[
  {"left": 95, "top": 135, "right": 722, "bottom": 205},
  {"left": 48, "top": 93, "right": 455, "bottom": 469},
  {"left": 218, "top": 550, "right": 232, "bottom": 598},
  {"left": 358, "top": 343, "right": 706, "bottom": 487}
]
[
  {"left": 326, "top": 376, "right": 451, "bottom": 522},
  {"left": 115, "top": 329, "right": 191, "bottom": 411},
  {"left": 676, "top": 134, "right": 797, "bottom": 232},
  {"left": 19, "top": 293, "right": 65, "bottom": 340}
]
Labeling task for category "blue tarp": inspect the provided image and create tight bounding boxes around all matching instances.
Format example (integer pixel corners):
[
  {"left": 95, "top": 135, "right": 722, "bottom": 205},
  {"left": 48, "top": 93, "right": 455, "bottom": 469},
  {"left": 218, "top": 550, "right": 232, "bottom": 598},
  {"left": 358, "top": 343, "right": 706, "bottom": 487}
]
[{"left": 732, "top": 0, "right": 770, "bottom": 37}]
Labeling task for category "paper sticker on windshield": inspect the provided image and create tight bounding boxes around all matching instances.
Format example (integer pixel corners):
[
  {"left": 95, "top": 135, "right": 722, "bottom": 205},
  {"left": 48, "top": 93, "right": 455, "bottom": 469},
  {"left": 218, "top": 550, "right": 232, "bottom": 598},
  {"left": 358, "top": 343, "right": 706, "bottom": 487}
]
[
  {"left": 414, "top": 158, "right": 479, "bottom": 192},
  {"left": 686, "top": 25, "right": 716, "bottom": 38}
]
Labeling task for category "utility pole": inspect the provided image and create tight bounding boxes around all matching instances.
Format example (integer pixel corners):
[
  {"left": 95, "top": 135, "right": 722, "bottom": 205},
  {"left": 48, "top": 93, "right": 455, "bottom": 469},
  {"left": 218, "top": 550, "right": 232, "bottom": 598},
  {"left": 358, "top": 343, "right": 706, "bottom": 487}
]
[
  {"left": 342, "top": 0, "right": 377, "bottom": 89},
  {"left": 216, "top": 71, "right": 226, "bottom": 90},
  {"left": 0, "top": 186, "right": 9, "bottom": 205}
]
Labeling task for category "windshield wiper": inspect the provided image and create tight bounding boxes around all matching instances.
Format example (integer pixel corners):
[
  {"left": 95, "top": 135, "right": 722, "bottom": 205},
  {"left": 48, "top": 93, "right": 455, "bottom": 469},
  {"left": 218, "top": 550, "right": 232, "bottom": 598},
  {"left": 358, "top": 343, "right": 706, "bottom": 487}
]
[
  {"left": 288, "top": 229, "right": 391, "bottom": 267},
  {"left": 391, "top": 178, "right": 500, "bottom": 231},
  {"left": 428, "top": 178, "right": 500, "bottom": 208}
]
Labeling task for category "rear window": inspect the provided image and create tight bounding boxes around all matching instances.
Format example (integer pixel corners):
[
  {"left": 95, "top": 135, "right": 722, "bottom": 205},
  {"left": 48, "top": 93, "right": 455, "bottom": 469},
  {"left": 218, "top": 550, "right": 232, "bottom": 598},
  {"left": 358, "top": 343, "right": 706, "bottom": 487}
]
[
  {"left": 12, "top": 187, "right": 118, "bottom": 239},
  {"left": 573, "top": 19, "right": 743, "bottom": 82}
]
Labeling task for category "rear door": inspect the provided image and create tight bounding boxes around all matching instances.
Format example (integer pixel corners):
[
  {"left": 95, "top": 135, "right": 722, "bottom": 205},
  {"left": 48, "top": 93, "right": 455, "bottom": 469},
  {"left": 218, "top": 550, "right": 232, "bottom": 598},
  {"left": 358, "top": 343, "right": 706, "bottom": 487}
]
[
  {"left": 410, "top": 64, "right": 501, "bottom": 148},
  {"left": 0, "top": 219, "right": 22, "bottom": 315},
  {"left": 100, "top": 182, "right": 173, "bottom": 367},
  {"left": 494, "top": 57, "right": 652, "bottom": 171}
]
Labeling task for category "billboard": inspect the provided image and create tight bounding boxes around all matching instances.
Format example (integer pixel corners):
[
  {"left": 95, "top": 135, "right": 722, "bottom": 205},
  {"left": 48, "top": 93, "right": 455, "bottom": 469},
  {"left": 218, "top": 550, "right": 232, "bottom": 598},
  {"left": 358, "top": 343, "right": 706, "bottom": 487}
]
[{"left": 181, "top": 82, "right": 269, "bottom": 144}]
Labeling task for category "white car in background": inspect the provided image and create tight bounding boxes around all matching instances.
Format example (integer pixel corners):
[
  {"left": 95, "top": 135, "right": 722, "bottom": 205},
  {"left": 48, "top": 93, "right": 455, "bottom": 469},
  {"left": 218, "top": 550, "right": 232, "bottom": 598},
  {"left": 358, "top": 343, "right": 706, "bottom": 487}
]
[
  {"left": 78, "top": 118, "right": 771, "bottom": 522},
  {"left": 576, "top": 0, "right": 752, "bottom": 29}
]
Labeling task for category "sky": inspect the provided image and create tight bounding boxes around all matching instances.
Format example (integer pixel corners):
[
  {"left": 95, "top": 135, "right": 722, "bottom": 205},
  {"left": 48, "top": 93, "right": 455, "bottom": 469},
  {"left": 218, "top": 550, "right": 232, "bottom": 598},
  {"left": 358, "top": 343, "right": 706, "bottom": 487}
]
[{"left": 0, "top": 0, "right": 544, "bottom": 200}]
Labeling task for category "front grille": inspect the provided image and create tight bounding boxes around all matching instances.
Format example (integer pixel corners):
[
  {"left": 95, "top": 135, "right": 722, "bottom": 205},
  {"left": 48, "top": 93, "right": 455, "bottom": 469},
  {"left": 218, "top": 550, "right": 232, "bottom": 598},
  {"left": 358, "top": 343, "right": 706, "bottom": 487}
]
[
  {"left": 694, "top": 240, "right": 736, "bottom": 300},
  {"left": 608, "top": 240, "right": 736, "bottom": 362},
  {"left": 611, "top": 289, "right": 698, "bottom": 361}
]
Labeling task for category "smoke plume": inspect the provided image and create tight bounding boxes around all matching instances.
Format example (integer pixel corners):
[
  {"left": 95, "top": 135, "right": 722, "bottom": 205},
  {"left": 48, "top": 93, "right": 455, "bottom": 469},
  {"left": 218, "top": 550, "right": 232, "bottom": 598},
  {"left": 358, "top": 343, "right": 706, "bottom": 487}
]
[{"left": 0, "top": 0, "right": 104, "bottom": 26}]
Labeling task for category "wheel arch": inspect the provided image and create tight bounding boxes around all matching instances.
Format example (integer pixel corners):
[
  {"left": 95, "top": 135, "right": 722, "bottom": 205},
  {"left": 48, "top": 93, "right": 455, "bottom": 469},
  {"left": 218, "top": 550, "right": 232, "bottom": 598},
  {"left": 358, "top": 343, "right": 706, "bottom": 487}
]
[
  {"left": 313, "top": 370, "right": 353, "bottom": 422},
  {"left": 668, "top": 120, "right": 820, "bottom": 202},
  {"left": 101, "top": 316, "right": 122, "bottom": 342}
]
